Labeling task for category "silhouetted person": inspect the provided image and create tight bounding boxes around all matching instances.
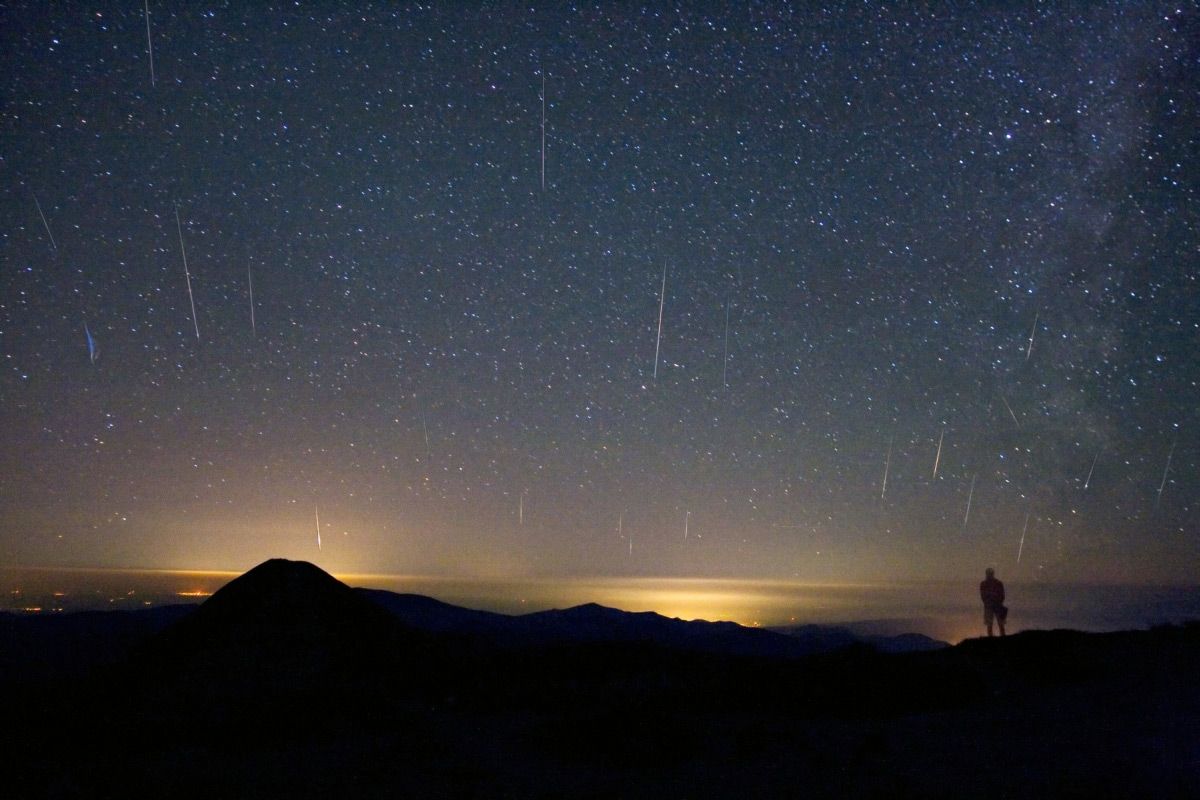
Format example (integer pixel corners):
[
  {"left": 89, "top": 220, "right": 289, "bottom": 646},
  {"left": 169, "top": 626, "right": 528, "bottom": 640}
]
[{"left": 980, "top": 567, "right": 1006, "bottom": 636}]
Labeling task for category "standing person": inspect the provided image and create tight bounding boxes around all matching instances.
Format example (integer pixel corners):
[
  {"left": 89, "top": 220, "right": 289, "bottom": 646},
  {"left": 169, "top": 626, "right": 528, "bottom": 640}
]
[{"left": 980, "top": 567, "right": 1007, "bottom": 637}]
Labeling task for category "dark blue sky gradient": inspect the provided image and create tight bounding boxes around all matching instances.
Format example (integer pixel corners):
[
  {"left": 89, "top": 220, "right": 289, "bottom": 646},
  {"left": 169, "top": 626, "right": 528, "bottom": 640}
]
[{"left": 1, "top": 3, "right": 1196, "bottom": 582}]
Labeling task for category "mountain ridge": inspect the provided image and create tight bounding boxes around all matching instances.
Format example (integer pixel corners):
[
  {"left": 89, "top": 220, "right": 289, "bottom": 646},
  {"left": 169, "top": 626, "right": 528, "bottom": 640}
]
[
  {"left": 356, "top": 584, "right": 947, "bottom": 656},
  {"left": 5, "top": 558, "right": 1199, "bottom": 799}
]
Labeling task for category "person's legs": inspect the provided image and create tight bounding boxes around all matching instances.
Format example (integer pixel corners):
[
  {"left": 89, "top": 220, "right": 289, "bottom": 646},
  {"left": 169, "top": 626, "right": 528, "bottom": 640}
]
[
  {"left": 984, "top": 606, "right": 994, "bottom": 637},
  {"left": 998, "top": 606, "right": 1007, "bottom": 636}
]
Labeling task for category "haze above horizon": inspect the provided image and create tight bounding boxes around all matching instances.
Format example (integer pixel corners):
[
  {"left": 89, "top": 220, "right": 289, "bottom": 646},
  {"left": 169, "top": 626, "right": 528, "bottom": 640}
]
[
  {"left": 2, "top": 5, "right": 1196, "bottom": 594},
  {"left": 6, "top": 563, "right": 1198, "bottom": 645}
]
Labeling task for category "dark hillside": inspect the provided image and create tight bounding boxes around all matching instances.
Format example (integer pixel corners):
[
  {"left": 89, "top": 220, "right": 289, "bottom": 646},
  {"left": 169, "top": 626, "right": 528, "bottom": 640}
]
[{"left": 4, "top": 561, "right": 1197, "bottom": 799}]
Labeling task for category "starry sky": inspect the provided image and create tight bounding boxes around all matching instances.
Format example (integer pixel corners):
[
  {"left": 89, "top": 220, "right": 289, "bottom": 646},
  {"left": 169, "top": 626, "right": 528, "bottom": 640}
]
[{"left": 1, "top": 2, "right": 1196, "bottom": 585}]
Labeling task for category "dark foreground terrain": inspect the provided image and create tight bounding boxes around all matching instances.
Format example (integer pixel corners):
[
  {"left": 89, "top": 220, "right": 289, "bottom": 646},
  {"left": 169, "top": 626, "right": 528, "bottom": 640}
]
[{"left": 3, "top": 559, "right": 1198, "bottom": 798}]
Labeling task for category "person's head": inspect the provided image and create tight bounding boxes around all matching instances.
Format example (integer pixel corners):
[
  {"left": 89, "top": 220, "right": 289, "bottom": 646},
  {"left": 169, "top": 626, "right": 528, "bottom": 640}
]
[{"left": 985, "top": 567, "right": 995, "bottom": 578}]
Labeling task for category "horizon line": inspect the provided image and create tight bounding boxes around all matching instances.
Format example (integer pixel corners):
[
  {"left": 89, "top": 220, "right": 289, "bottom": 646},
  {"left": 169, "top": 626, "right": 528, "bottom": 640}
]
[{"left": 2, "top": 562, "right": 1193, "bottom": 589}]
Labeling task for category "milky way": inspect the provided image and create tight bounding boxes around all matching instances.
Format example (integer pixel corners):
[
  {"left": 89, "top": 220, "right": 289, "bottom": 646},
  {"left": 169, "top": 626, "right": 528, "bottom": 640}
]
[{"left": 1, "top": 4, "right": 1195, "bottom": 583}]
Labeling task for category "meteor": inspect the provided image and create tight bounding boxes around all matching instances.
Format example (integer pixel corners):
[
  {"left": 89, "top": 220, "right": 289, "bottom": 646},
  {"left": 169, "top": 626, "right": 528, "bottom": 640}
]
[
  {"left": 1025, "top": 312, "right": 1038, "bottom": 362},
  {"left": 999, "top": 394, "right": 1020, "bottom": 428},
  {"left": 1083, "top": 450, "right": 1100, "bottom": 490},
  {"left": 1016, "top": 512, "right": 1029, "bottom": 563},
  {"left": 174, "top": 204, "right": 200, "bottom": 340},
  {"left": 540, "top": 72, "right": 546, "bottom": 190},
  {"left": 881, "top": 436, "right": 892, "bottom": 500},
  {"left": 144, "top": 0, "right": 156, "bottom": 87},
  {"left": 932, "top": 427, "right": 945, "bottom": 480},
  {"left": 1156, "top": 441, "right": 1175, "bottom": 510},
  {"left": 247, "top": 265, "right": 256, "bottom": 337},
  {"left": 962, "top": 473, "right": 976, "bottom": 531},
  {"left": 653, "top": 264, "right": 666, "bottom": 380},
  {"left": 84, "top": 322, "right": 97, "bottom": 365},
  {"left": 33, "top": 195, "right": 57, "bottom": 253},
  {"left": 722, "top": 297, "right": 731, "bottom": 389}
]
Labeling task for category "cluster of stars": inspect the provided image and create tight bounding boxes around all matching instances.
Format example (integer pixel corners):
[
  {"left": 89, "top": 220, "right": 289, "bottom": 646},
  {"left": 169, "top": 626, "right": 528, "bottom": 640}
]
[{"left": 0, "top": 3, "right": 1195, "bottom": 584}]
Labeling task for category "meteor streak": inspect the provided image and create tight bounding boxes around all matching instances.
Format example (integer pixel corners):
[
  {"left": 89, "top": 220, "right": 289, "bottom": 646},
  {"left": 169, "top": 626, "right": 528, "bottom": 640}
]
[
  {"left": 722, "top": 297, "right": 730, "bottom": 389},
  {"left": 1156, "top": 441, "right": 1175, "bottom": 510},
  {"left": 963, "top": 473, "right": 976, "bottom": 531},
  {"left": 1083, "top": 450, "right": 1100, "bottom": 490},
  {"left": 1000, "top": 394, "right": 1020, "bottom": 428},
  {"left": 84, "top": 322, "right": 97, "bottom": 365},
  {"left": 1016, "top": 511, "right": 1029, "bottom": 563},
  {"left": 33, "top": 195, "right": 57, "bottom": 253},
  {"left": 174, "top": 204, "right": 200, "bottom": 340},
  {"left": 144, "top": 0, "right": 156, "bottom": 87},
  {"left": 932, "top": 428, "right": 945, "bottom": 480},
  {"left": 652, "top": 264, "right": 666, "bottom": 380},
  {"left": 540, "top": 72, "right": 546, "bottom": 190},
  {"left": 315, "top": 505, "right": 322, "bottom": 551},
  {"left": 1026, "top": 312, "right": 1038, "bottom": 362},
  {"left": 247, "top": 265, "right": 256, "bottom": 337},
  {"left": 881, "top": 436, "right": 892, "bottom": 500}
]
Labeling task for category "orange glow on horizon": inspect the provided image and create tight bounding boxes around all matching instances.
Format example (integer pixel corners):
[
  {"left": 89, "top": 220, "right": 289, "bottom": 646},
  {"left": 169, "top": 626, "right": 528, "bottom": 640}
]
[{"left": 8, "top": 563, "right": 1192, "bottom": 646}]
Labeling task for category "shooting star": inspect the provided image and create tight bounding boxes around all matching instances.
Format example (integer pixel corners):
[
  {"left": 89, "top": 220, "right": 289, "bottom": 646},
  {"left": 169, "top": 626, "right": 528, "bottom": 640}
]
[
  {"left": 684, "top": 510, "right": 691, "bottom": 540},
  {"left": 880, "top": 436, "right": 893, "bottom": 500},
  {"left": 315, "top": 505, "right": 322, "bottom": 551},
  {"left": 247, "top": 265, "right": 256, "bottom": 336},
  {"left": 174, "top": 203, "right": 200, "bottom": 340},
  {"left": 84, "top": 322, "right": 98, "bottom": 365},
  {"left": 143, "top": 0, "right": 156, "bottom": 87},
  {"left": 722, "top": 297, "right": 731, "bottom": 390},
  {"left": 999, "top": 393, "right": 1020, "bottom": 428},
  {"left": 540, "top": 72, "right": 546, "bottom": 190},
  {"left": 1156, "top": 440, "right": 1175, "bottom": 510},
  {"left": 519, "top": 493, "right": 524, "bottom": 526},
  {"left": 1083, "top": 450, "right": 1100, "bottom": 490},
  {"left": 1025, "top": 312, "right": 1038, "bottom": 362},
  {"left": 932, "top": 427, "right": 945, "bottom": 480},
  {"left": 652, "top": 264, "right": 666, "bottom": 380},
  {"left": 1016, "top": 511, "right": 1029, "bottom": 563},
  {"left": 420, "top": 410, "right": 430, "bottom": 457},
  {"left": 33, "top": 195, "right": 58, "bottom": 254},
  {"left": 962, "top": 473, "right": 976, "bottom": 531}
]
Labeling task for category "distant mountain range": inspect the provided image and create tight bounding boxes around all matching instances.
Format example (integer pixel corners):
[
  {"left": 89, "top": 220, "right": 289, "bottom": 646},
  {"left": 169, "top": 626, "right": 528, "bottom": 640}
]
[
  {"left": 768, "top": 623, "right": 946, "bottom": 654},
  {"left": 4, "top": 558, "right": 1197, "bottom": 799},
  {"left": 1, "top": 559, "right": 944, "bottom": 684},
  {"left": 357, "top": 584, "right": 947, "bottom": 657}
]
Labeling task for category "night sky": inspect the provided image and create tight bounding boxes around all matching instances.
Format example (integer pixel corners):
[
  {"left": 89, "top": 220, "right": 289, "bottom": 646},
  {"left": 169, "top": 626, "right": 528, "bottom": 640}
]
[{"left": 2, "top": 3, "right": 1196, "bottom": 586}]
